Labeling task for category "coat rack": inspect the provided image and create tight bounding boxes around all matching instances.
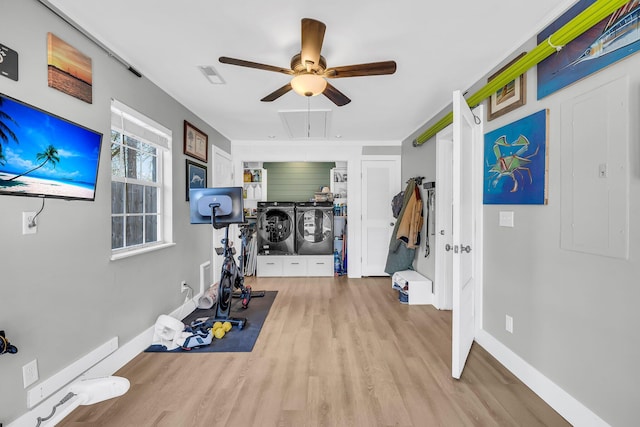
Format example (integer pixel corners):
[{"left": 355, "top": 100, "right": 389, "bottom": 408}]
[{"left": 407, "top": 176, "right": 425, "bottom": 186}]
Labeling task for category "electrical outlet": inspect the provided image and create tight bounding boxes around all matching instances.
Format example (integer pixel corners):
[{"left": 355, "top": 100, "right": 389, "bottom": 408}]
[
  {"left": 22, "top": 211, "right": 37, "bottom": 234},
  {"left": 23, "top": 359, "right": 39, "bottom": 388},
  {"left": 505, "top": 315, "right": 514, "bottom": 334},
  {"left": 180, "top": 280, "right": 189, "bottom": 293}
]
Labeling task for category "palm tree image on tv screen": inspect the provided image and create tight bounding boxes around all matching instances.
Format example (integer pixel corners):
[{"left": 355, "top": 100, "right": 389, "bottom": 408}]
[{"left": 0, "top": 93, "right": 103, "bottom": 201}]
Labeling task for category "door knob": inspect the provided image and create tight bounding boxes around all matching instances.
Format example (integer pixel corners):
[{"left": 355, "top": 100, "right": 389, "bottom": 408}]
[
  {"left": 390, "top": 222, "right": 395, "bottom": 226},
  {"left": 445, "top": 244, "right": 453, "bottom": 252},
  {"left": 440, "top": 230, "right": 445, "bottom": 235},
  {"left": 461, "top": 245, "right": 471, "bottom": 253}
]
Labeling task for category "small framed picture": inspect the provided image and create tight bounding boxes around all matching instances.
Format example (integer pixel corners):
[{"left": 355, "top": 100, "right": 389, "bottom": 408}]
[
  {"left": 184, "top": 120, "right": 208, "bottom": 162},
  {"left": 0, "top": 43, "right": 19, "bottom": 81},
  {"left": 47, "top": 33, "right": 92, "bottom": 103},
  {"left": 186, "top": 159, "right": 207, "bottom": 201},
  {"left": 487, "top": 52, "right": 527, "bottom": 121}
]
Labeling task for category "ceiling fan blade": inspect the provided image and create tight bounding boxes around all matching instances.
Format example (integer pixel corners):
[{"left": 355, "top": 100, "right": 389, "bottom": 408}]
[
  {"left": 261, "top": 83, "right": 293, "bottom": 102},
  {"left": 324, "top": 61, "right": 397, "bottom": 78},
  {"left": 300, "top": 18, "right": 326, "bottom": 71},
  {"left": 219, "top": 57, "right": 293, "bottom": 75},
  {"left": 323, "top": 82, "right": 351, "bottom": 106}
]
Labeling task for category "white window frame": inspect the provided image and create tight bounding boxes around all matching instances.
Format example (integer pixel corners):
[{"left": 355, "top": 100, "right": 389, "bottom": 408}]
[{"left": 110, "top": 100, "right": 174, "bottom": 260}]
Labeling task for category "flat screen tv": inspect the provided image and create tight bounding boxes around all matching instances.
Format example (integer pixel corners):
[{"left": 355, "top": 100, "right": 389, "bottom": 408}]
[
  {"left": 189, "top": 187, "right": 245, "bottom": 228},
  {"left": 0, "top": 92, "right": 103, "bottom": 201}
]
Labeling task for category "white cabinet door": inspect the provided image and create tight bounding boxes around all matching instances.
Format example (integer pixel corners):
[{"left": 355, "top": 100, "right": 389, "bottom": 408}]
[
  {"left": 361, "top": 158, "right": 401, "bottom": 276},
  {"left": 306, "top": 256, "right": 333, "bottom": 276},
  {"left": 283, "top": 258, "right": 306, "bottom": 276},
  {"left": 257, "top": 256, "right": 283, "bottom": 277}
]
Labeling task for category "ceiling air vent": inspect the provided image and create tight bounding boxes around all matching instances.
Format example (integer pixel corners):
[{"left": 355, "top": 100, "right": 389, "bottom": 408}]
[
  {"left": 198, "top": 65, "right": 225, "bottom": 84},
  {"left": 279, "top": 109, "right": 331, "bottom": 139}
]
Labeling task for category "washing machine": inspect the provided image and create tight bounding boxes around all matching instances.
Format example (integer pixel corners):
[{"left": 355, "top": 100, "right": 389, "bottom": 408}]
[
  {"left": 256, "top": 201, "right": 296, "bottom": 255},
  {"left": 295, "top": 201, "right": 334, "bottom": 255}
]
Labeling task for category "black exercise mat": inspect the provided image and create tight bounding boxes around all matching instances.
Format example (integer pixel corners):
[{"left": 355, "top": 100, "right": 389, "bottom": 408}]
[{"left": 145, "top": 290, "right": 277, "bottom": 353}]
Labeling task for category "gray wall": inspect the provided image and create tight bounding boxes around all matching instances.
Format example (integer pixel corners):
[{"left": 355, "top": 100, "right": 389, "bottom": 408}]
[
  {"left": 362, "top": 145, "right": 402, "bottom": 156},
  {"left": 399, "top": 140, "right": 436, "bottom": 280},
  {"left": 0, "top": 1, "right": 230, "bottom": 423},
  {"left": 402, "top": 40, "right": 640, "bottom": 427}
]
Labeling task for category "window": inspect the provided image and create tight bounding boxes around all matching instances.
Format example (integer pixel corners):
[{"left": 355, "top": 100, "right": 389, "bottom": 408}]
[{"left": 111, "top": 100, "right": 173, "bottom": 258}]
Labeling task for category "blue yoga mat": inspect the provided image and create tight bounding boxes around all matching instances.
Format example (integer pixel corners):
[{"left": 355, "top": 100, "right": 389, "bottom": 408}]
[{"left": 145, "top": 290, "right": 277, "bottom": 353}]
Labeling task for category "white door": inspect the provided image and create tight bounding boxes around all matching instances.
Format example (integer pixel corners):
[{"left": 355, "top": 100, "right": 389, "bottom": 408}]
[
  {"left": 451, "top": 90, "right": 482, "bottom": 379},
  {"left": 212, "top": 147, "right": 233, "bottom": 281},
  {"left": 435, "top": 126, "right": 454, "bottom": 310},
  {"left": 361, "top": 158, "right": 401, "bottom": 276}
]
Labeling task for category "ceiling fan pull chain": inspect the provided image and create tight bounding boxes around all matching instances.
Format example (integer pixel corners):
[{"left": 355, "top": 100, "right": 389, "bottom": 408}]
[{"left": 307, "top": 97, "right": 311, "bottom": 139}]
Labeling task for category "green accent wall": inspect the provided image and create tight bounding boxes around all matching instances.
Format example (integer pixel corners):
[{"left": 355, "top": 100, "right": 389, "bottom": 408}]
[{"left": 264, "top": 162, "right": 335, "bottom": 202}]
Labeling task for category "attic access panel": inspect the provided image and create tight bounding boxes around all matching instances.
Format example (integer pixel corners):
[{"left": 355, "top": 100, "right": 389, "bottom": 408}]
[{"left": 279, "top": 109, "right": 331, "bottom": 139}]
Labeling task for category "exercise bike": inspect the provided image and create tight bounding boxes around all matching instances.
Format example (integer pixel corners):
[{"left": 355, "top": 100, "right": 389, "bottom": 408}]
[
  {"left": 189, "top": 187, "right": 265, "bottom": 331},
  {"left": 209, "top": 207, "right": 251, "bottom": 330}
]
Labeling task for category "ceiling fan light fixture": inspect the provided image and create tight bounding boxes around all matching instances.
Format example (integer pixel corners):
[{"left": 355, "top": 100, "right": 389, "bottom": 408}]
[{"left": 291, "top": 73, "right": 327, "bottom": 97}]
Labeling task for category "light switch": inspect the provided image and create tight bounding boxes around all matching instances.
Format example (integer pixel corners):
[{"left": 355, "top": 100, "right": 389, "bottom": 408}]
[
  {"left": 598, "top": 163, "right": 608, "bottom": 178},
  {"left": 499, "top": 211, "right": 514, "bottom": 227}
]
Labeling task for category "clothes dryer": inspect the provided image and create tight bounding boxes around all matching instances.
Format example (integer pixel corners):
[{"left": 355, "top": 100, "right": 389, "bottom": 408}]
[
  {"left": 295, "top": 201, "right": 334, "bottom": 255},
  {"left": 256, "top": 202, "right": 296, "bottom": 255}
]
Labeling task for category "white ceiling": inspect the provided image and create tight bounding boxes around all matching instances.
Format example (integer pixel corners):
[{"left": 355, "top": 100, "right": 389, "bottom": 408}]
[{"left": 45, "top": 0, "right": 576, "bottom": 143}]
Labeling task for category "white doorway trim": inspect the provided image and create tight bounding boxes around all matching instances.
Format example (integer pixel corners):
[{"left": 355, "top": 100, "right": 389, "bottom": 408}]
[
  {"left": 230, "top": 141, "right": 367, "bottom": 278},
  {"left": 212, "top": 147, "right": 233, "bottom": 283}
]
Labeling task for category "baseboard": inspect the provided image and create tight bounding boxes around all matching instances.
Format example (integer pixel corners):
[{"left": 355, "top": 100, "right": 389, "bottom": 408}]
[
  {"left": 8, "top": 296, "right": 200, "bottom": 427},
  {"left": 26, "top": 338, "right": 119, "bottom": 409},
  {"left": 475, "top": 329, "right": 610, "bottom": 427}
]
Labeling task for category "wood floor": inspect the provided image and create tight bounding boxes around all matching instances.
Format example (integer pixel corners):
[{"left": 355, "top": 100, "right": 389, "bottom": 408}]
[{"left": 60, "top": 277, "right": 570, "bottom": 427}]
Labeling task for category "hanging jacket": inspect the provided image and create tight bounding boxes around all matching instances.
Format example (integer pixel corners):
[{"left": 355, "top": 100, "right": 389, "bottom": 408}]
[
  {"left": 385, "top": 178, "right": 422, "bottom": 275},
  {"left": 396, "top": 185, "right": 423, "bottom": 249}
]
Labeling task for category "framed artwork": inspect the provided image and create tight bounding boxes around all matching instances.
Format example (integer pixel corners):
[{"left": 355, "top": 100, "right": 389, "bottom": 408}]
[
  {"left": 537, "top": 0, "right": 640, "bottom": 100},
  {"left": 47, "top": 33, "right": 92, "bottom": 103},
  {"left": 186, "top": 159, "right": 207, "bottom": 201},
  {"left": 184, "top": 120, "right": 208, "bottom": 162},
  {"left": 483, "top": 109, "right": 549, "bottom": 205},
  {"left": 0, "top": 43, "right": 19, "bottom": 81},
  {"left": 487, "top": 52, "right": 526, "bottom": 121}
]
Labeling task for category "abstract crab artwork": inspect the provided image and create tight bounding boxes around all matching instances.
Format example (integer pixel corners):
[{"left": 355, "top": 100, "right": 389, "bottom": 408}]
[{"left": 483, "top": 109, "right": 548, "bottom": 205}]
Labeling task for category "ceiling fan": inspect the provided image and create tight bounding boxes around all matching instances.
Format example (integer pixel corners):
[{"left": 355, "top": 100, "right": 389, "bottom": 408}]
[{"left": 219, "top": 18, "right": 397, "bottom": 106}]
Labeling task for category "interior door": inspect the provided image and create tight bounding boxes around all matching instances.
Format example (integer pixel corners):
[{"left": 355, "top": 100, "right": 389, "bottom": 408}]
[
  {"left": 435, "top": 126, "right": 453, "bottom": 310},
  {"left": 361, "top": 158, "right": 401, "bottom": 276},
  {"left": 212, "top": 147, "right": 233, "bottom": 281},
  {"left": 451, "top": 90, "right": 480, "bottom": 379}
]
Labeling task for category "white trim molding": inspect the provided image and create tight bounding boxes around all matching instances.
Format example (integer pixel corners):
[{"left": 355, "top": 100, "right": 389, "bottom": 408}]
[{"left": 475, "top": 330, "right": 610, "bottom": 427}]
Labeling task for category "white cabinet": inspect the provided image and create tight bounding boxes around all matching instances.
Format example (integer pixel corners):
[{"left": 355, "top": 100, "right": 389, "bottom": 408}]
[
  {"left": 257, "top": 255, "right": 333, "bottom": 277},
  {"left": 392, "top": 270, "right": 433, "bottom": 305},
  {"left": 284, "top": 258, "right": 307, "bottom": 276},
  {"left": 305, "top": 256, "right": 333, "bottom": 276},
  {"left": 257, "top": 257, "right": 282, "bottom": 276}
]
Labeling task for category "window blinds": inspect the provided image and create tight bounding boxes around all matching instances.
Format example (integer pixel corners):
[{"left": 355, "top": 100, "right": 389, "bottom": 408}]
[{"left": 110, "top": 99, "right": 171, "bottom": 149}]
